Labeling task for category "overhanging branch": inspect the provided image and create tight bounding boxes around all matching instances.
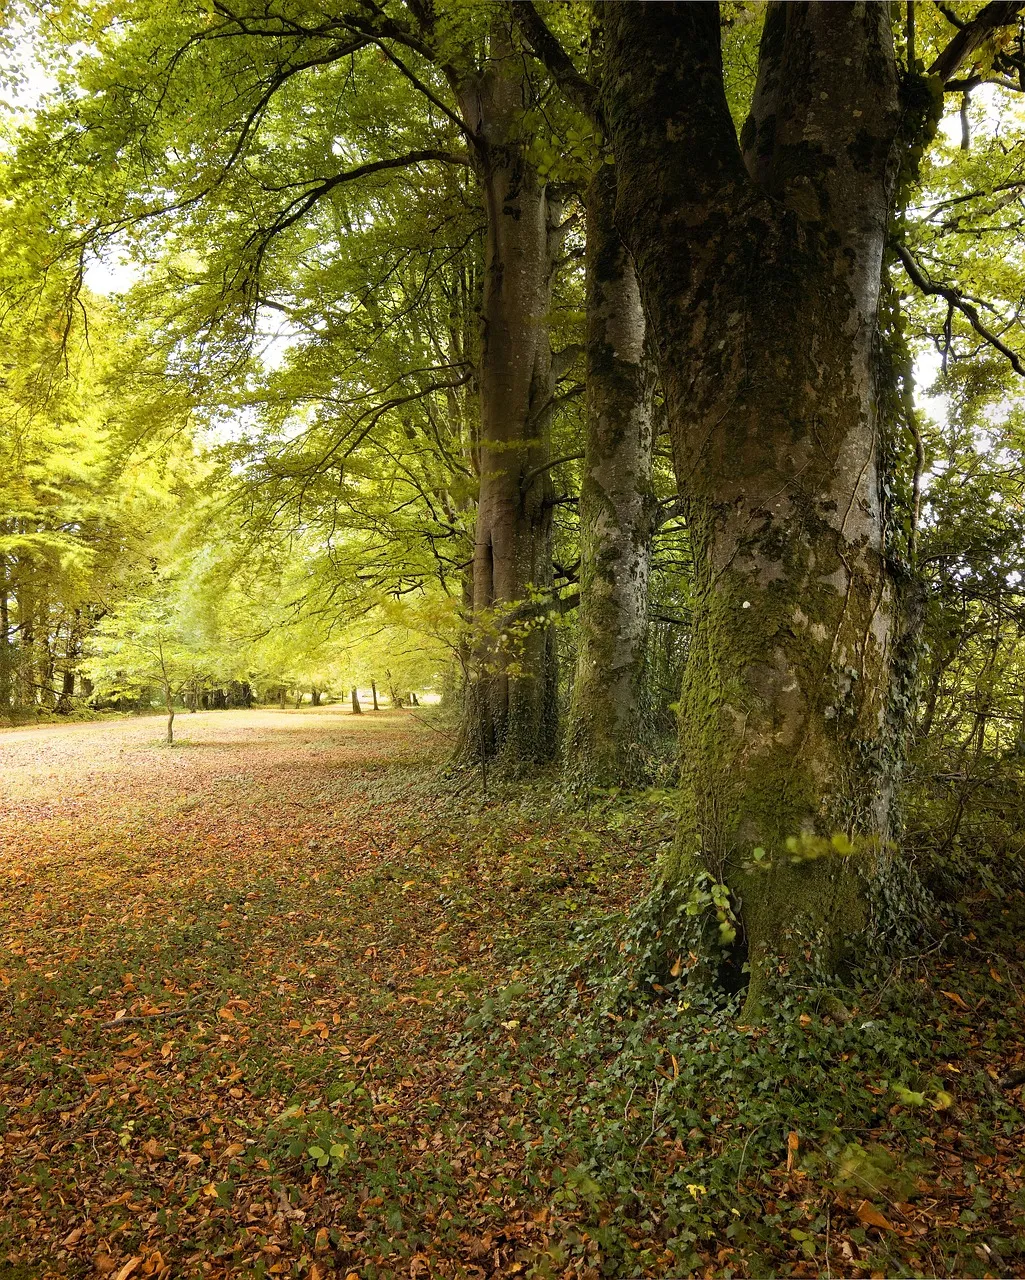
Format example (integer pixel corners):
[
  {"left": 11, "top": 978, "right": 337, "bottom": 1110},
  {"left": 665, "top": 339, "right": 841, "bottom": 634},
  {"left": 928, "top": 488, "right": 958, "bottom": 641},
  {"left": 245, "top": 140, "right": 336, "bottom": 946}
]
[
  {"left": 894, "top": 241, "right": 1025, "bottom": 376},
  {"left": 509, "top": 1, "right": 602, "bottom": 128},
  {"left": 930, "top": 0, "right": 1025, "bottom": 84},
  {"left": 236, "top": 149, "right": 470, "bottom": 297}
]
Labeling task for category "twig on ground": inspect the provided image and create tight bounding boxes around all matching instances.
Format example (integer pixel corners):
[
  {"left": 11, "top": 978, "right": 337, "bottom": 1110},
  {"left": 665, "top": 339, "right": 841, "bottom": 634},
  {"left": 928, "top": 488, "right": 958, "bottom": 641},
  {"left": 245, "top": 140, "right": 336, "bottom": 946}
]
[{"left": 102, "top": 997, "right": 206, "bottom": 1027}]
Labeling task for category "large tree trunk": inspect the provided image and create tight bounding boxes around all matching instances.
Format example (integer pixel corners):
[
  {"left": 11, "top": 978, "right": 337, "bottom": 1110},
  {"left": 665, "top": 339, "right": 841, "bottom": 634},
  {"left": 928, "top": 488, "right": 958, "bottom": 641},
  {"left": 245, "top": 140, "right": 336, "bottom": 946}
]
[
  {"left": 603, "top": 2, "right": 903, "bottom": 999},
  {"left": 566, "top": 165, "right": 655, "bottom": 788},
  {"left": 456, "top": 25, "right": 559, "bottom": 771}
]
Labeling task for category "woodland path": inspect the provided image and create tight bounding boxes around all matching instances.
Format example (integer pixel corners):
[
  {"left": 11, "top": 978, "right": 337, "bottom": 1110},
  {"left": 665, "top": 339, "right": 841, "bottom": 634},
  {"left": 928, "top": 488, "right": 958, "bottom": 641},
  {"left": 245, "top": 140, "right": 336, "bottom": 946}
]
[{"left": 0, "top": 708, "right": 547, "bottom": 1279}]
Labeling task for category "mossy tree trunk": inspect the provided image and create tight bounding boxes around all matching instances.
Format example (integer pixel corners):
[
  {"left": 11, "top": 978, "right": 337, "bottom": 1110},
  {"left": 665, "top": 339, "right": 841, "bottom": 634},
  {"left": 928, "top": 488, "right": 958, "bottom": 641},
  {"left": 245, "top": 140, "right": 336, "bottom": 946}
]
[
  {"left": 566, "top": 165, "right": 655, "bottom": 788},
  {"left": 455, "top": 23, "right": 559, "bottom": 773},
  {"left": 603, "top": 2, "right": 905, "bottom": 993}
]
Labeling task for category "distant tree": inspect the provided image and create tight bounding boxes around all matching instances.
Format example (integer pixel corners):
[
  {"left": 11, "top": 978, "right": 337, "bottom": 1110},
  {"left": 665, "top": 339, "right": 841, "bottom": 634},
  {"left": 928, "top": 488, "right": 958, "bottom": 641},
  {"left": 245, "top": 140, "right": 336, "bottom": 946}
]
[{"left": 85, "top": 594, "right": 212, "bottom": 745}]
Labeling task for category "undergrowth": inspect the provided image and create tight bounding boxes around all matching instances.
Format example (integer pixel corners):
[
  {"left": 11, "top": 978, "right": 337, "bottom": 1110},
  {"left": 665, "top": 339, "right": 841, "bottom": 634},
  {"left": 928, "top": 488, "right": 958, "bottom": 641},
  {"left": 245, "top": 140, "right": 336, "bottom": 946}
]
[{"left": 443, "top": 784, "right": 1025, "bottom": 1278}]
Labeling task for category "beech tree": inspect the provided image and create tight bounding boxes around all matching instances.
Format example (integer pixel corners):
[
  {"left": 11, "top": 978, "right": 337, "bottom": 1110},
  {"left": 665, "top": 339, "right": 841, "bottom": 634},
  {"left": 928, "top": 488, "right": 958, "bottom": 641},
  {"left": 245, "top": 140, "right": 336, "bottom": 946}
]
[
  {"left": 597, "top": 1, "right": 1024, "bottom": 995},
  {"left": 507, "top": 0, "right": 1025, "bottom": 999},
  {"left": 85, "top": 593, "right": 214, "bottom": 744},
  {"left": 8, "top": 1, "right": 594, "bottom": 769},
  {"left": 558, "top": 165, "right": 652, "bottom": 786}
]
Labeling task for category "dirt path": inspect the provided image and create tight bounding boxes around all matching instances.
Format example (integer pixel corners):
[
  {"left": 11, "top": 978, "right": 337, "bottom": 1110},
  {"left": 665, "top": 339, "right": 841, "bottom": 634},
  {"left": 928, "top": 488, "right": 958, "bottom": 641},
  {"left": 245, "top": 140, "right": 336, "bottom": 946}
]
[{"left": 0, "top": 709, "right": 516, "bottom": 1279}]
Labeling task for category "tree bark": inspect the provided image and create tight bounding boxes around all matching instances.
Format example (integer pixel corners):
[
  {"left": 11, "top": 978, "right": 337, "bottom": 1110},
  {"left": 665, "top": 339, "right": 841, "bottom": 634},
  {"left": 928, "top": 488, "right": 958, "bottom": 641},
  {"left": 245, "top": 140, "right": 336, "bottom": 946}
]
[
  {"left": 0, "top": 557, "right": 12, "bottom": 716},
  {"left": 566, "top": 164, "right": 655, "bottom": 788},
  {"left": 16, "top": 571, "right": 34, "bottom": 709},
  {"left": 38, "top": 593, "right": 55, "bottom": 709},
  {"left": 455, "top": 21, "right": 559, "bottom": 771},
  {"left": 351, "top": 686, "right": 362, "bottom": 715},
  {"left": 603, "top": 1, "right": 904, "bottom": 998},
  {"left": 56, "top": 609, "right": 83, "bottom": 715},
  {"left": 371, "top": 680, "right": 379, "bottom": 711}
]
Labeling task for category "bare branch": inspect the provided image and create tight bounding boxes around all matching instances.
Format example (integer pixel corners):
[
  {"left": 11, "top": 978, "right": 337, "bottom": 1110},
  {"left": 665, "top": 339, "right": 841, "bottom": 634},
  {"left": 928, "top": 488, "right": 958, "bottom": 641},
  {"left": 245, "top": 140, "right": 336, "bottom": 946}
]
[{"left": 520, "top": 451, "right": 584, "bottom": 493}]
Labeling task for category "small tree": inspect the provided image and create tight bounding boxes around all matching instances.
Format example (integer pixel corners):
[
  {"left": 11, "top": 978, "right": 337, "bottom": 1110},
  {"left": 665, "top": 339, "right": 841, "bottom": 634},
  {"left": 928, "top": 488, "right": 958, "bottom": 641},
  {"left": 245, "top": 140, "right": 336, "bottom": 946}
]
[{"left": 85, "top": 595, "right": 212, "bottom": 745}]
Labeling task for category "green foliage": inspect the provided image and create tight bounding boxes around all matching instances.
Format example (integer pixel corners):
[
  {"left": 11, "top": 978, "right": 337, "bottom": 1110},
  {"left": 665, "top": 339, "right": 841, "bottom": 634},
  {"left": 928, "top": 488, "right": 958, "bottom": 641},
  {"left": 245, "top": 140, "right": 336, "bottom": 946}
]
[
  {"left": 456, "top": 894, "right": 1024, "bottom": 1277},
  {"left": 84, "top": 586, "right": 215, "bottom": 709}
]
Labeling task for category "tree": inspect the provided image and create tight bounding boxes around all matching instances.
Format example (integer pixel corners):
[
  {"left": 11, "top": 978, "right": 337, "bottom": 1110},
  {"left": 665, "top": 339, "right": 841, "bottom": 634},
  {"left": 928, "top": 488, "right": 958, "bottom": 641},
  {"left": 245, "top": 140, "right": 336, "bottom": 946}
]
[
  {"left": 595, "top": 1, "right": 1025, "bottom": 998},
  {"left": 511, "top": 0, "right": 1025, "bottom": 998},
  {"left": 9, "top": 0, "right": 593, "bottom": 770},
  {"left": 0, "top": 251, "right": 204, "bottom": 722},
  {"left": 85, "top": 593, "right": 213, "bottom": 744},
  {"left": 566, "top": 158, "right": 655, "bottom": 788}
]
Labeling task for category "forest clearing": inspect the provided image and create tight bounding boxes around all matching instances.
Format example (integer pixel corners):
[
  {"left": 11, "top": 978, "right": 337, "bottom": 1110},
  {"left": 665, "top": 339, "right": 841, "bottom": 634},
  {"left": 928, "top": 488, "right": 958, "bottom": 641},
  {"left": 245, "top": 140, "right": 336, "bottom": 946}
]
[
  {"left": 1, "top": 710, "right": 1025, "bottom": 1278},
  {"left": 6, "top": 0, "right": 1025, "bottom": 1275}
]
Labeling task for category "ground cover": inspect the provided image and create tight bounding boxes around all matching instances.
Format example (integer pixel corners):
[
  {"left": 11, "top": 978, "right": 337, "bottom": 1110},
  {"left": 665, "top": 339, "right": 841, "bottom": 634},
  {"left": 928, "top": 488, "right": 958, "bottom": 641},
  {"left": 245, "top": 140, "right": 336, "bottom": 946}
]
[{"left": 1, "top": 710, "right": 1024, "bottom": 1278}]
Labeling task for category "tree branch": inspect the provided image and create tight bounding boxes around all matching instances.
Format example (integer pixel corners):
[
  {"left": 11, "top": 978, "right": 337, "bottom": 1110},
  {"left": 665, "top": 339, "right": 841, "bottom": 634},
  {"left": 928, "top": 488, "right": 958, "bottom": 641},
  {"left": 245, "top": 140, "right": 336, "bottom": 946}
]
[
  {"left": 935, "top": 2, "right": 967, "bottom": 31},
  {"left": 236, "top": 149, "right": 471, "bottom": 296},
  {"left": 929, "top": 0, "right": 1025, "bottom": 84},
  {"left": 501, "top": 588, "right": 580, "bottom": 627},
  {"left": 509, "top": 1, "right": 602, "bottom": 128},
  {"left": 894, "top": 241, "right": 1025, "bottom": 376},
  {"left": 520, "top": 451, "right": 584, "bottom": 493}
]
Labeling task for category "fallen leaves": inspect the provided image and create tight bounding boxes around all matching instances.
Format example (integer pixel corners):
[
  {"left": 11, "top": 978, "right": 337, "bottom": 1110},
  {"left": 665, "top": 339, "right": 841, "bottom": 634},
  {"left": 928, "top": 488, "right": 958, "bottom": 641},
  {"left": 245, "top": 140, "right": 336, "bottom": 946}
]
[
  {"left": 2, "top": 710, "right": 1024, "bottom": 1279},
  {"left": 855, "top": 1199, "right": 896, "bottom": 1232}
]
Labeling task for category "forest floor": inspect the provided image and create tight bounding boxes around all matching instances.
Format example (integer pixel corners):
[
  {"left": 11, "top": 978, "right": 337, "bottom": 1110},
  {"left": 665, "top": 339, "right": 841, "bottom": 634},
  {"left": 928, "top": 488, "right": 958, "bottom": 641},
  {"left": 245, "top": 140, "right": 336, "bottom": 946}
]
[{"left": 1, "top": 710, "right": 1024, "bottom": 1280}]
